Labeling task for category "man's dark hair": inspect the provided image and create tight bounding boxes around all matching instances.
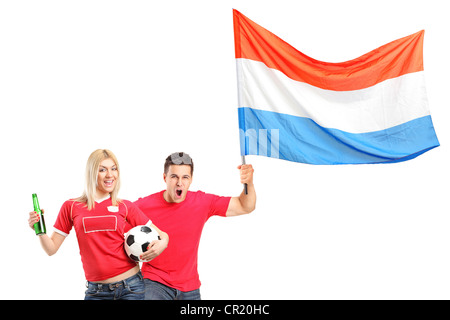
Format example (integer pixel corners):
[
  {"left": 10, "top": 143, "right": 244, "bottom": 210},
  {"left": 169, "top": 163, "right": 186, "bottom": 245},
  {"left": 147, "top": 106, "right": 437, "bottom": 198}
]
[{"left": 164, "top": 152, "right": 194, "bottom": 176}]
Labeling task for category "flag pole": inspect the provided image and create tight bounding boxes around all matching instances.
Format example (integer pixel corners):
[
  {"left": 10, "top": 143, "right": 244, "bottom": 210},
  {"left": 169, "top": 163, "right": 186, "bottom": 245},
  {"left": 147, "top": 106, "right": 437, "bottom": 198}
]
[
  {"left": 235, "top": 9, "right": 248, "bottom": 195},
  {"left": 241, "top": 155, "right": 248, "bottom": 195}
]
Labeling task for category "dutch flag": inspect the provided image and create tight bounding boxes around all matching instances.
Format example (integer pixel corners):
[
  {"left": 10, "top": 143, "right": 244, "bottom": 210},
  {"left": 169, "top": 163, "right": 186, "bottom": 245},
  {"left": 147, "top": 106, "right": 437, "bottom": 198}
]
[{"left": 233, "top": 9, "right": 439, "bottom": 165}]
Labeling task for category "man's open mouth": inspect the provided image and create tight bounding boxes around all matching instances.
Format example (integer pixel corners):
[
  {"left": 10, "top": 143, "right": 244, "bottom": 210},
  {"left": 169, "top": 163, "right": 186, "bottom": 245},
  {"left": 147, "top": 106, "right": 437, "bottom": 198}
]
[{"left": 176, "top": 189, "right": 182, "bottom": 197}]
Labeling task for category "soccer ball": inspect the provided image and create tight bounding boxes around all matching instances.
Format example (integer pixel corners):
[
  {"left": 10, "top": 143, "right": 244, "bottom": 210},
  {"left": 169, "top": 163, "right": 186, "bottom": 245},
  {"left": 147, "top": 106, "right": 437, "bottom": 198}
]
[{"left": 124, "top": 225, "right": 161, "bottom": 262}]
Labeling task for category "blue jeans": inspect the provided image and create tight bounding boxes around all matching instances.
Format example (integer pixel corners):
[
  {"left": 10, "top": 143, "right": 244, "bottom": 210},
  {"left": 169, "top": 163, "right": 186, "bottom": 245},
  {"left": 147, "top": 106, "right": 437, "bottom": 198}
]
[
  {"left": 85, "top": 271, "right": 145, "bottom": 300},
  {"left": 144, "top": 279, "right": 201, "bottom": 300}
]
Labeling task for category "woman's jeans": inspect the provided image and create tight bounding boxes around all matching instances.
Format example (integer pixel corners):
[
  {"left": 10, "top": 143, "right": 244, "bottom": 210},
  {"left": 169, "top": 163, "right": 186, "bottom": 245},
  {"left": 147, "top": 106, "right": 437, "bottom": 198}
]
[{"left": 84, "top": 271, "right": 145, "bottom": 300}]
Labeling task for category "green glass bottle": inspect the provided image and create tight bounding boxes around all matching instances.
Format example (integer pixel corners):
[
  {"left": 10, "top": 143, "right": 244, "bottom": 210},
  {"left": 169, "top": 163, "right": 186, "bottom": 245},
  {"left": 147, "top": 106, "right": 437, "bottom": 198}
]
[{"left": 32, "top": 193, "right": 46, "bottom": 235}]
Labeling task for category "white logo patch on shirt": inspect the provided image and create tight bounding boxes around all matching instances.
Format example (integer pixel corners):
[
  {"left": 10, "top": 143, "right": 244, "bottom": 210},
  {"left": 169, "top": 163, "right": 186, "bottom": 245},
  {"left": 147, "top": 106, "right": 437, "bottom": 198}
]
[{"left": 107, "top": 206, "right": 119, "bottom": 213}]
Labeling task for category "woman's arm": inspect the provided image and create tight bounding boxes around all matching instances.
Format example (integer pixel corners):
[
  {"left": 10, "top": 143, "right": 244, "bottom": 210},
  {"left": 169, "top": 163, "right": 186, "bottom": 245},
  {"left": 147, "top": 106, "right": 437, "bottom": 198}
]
[
  {"left": 140, "top": 223, "right": 169, "bottom": 262},
  {"left": 28, "top": 211, "right": 66, "bottom": 256}
]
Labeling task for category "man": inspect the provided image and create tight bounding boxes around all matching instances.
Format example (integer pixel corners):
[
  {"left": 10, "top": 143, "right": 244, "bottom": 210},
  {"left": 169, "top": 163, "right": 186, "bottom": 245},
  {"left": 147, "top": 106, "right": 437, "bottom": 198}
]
[{"left": 134, "top": 152, "right": 256, "bottom": 300}]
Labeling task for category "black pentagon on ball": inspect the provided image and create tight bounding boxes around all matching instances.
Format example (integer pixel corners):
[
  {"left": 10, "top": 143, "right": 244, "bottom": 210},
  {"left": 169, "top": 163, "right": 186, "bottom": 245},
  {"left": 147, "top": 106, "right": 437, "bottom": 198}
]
[
  {"left": 141, "top": 241, "right": 150, "bottom": 253},
  {"left": 129, "top": 254, "right": 140, "bottom": 262},
  {"left": 140, "top": 226, "right": 152, "bottom": 234},
  {"left": 126, "top": 234, "right": 135, "bottom": 246}
]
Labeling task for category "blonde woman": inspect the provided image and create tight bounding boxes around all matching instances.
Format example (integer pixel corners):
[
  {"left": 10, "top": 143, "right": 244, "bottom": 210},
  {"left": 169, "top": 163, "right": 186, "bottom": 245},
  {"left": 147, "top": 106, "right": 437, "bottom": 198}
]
[{"left": 28, "top": 149, "right": 169, "bottom": 300}]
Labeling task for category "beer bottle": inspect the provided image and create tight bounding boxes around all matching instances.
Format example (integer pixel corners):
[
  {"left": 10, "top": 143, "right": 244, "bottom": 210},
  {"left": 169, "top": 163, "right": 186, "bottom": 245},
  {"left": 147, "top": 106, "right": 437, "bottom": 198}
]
[{"left": 32, "top": 193, "right": 46, "bottom": 235}]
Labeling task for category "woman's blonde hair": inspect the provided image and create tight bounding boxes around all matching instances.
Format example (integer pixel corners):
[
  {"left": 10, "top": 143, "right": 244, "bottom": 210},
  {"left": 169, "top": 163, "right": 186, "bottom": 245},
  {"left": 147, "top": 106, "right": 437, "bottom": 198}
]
[{"left": 75, "top": 149, "right": 121, "bottom": 210}]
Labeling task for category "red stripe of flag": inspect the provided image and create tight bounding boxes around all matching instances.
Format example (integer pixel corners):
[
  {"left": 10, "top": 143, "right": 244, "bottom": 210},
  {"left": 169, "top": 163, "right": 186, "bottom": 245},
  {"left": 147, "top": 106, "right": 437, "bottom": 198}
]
[{"left": 233, "top": 9, "right": 424, "bottom": 92}]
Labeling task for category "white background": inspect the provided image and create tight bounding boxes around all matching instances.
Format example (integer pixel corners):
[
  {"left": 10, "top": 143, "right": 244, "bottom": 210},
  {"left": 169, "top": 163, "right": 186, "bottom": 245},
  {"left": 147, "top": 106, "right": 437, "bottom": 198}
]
[{"left": 1, "top": 0, "right": 449, "bottom": 300}]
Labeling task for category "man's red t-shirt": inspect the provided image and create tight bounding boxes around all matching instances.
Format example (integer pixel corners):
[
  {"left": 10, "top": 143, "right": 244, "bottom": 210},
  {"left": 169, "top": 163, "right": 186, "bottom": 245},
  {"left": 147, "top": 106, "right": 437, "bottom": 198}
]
[
  {"left": 134, "top": 190, "right": 231, "bottom": 292},
  {"left": 54, "top": 197, "right": 150, "bottom": 282}
]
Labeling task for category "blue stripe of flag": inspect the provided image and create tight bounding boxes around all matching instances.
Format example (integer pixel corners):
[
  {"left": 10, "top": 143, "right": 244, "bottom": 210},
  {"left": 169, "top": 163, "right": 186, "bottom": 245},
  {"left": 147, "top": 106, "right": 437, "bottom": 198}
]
[{"left": 238, "top": 107, "right": 440, "bottom": 165}]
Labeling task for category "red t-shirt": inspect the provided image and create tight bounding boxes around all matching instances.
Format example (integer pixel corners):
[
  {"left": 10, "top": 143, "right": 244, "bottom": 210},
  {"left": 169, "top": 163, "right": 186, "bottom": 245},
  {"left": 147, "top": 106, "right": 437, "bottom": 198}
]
[
  {"left": 134, "top": 190, "right": 231, "bottom": 291},
  {"left": 54, "top": 197, "right": 150, "bottom": 282}
]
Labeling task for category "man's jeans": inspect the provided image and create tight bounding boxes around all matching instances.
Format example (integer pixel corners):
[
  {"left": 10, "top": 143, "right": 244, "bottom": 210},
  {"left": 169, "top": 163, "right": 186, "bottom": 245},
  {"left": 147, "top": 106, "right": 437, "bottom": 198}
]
[
  {"left": 144, "top": 278, "right": 201, "bottom": 300},
  {"left": 84, "top": 271, "right": 145, "bottom": 300}
]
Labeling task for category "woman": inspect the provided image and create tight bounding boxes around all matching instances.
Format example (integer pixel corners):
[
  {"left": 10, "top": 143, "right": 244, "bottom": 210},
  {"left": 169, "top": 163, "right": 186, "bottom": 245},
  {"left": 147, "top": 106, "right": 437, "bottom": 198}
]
[{"left": 28, "top": 149, "right": 169, "bottom": 300}]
